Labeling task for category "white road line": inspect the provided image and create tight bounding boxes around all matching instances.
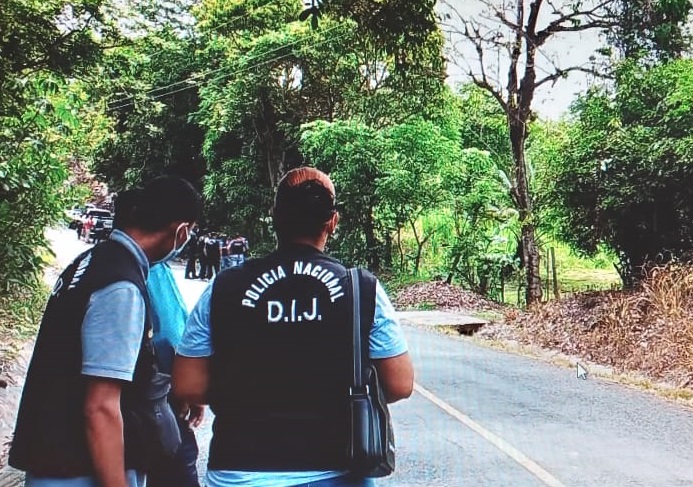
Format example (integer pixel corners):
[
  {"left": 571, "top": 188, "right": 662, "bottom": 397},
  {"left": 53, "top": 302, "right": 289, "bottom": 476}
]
[{"left": 414, "top": 382, "right": 569, "bottom": 487}]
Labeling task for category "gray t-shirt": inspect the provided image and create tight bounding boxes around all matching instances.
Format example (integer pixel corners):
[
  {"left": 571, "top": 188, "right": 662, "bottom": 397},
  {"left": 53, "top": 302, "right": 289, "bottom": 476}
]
[
  {"left": 27, "top": 230, "right": 149, "bottom": 487},
  {"left": 81, "top": 228, "right": 148, "bottom": 381},
  {"left": 81, "top": 280, "right": 145, "bottom": 381}
]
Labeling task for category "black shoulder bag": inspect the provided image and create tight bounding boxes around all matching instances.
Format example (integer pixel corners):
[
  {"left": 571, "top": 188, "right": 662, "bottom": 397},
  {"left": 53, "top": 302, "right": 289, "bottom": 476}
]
[{"left": 346, "top": 268, "right": 396, "bottom": 477}]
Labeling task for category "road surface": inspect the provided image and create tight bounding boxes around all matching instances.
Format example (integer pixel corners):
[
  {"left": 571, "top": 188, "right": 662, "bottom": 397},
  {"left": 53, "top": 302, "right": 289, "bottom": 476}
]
[{"left": 13, "top": 228, "right": 693, "bottom": 487}]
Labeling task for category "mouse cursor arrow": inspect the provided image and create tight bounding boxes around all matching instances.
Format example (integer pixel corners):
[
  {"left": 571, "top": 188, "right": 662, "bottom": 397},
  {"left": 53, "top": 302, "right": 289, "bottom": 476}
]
[{"left": 576, "top": 363, "right": 588, "bottom": 380}]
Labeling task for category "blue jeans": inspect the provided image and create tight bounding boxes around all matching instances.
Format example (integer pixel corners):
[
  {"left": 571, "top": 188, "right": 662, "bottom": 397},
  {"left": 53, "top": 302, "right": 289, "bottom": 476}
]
[
  {"left": 25, "top": 471, "right": 145, "bottom": 487},
  {"left": 147, "top": 416, "right": 200, "bottom": 487},
  {"left": 228, "top": 254, "right": 244, "bottom": 268},
  {"left": 297, "top": 475, "right": 376, "bottom": 487}
]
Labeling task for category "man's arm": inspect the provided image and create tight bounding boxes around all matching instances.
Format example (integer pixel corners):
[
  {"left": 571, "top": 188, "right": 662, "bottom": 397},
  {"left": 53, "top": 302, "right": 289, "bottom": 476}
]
[
  {"left": 173, "top": 281, "right": 215, "bottom": 405},
  {"left": 172, "top": 356, "right": 210, "bottom": 405},
  {"left": 84, "top": 378, "right": 127, "bottom": 487},
  {"left": 81, "top": 282, "right": 145, "bottom": 484},
  {"left": 374, "top": 352, "right": 414, "bottom": 403},
  {"left": 370, "top": 280, "right": 414, "bottom": 403}
]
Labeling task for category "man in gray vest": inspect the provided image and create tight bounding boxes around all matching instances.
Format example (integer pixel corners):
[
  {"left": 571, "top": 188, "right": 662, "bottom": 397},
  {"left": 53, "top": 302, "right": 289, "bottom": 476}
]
[
  {"left": 10, "top": 176, "right": 202, "bottom": 487},
  {"left": 174, "top": 167, "right": 413, "bottom": 487}
]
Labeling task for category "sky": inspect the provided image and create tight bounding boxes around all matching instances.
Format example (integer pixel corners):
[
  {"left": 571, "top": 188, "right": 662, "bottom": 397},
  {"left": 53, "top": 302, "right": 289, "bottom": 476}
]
[{"left": 436, "top": 0, "right": 607, "bottom": 120}]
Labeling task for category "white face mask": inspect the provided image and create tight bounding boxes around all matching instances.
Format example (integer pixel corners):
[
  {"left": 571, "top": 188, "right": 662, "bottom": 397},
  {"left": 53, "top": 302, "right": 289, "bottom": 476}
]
[{"left": 152, "top": 223, "right": 190, "bottom": 265}]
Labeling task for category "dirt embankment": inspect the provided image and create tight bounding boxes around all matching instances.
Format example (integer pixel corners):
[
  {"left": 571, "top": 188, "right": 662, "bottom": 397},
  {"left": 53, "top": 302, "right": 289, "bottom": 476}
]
[
  {"left": 394, "top": 265, "right": 693, "bottom": 390},
  {"left": 394, "top": 280, "right": 504, "bottom": 313}
]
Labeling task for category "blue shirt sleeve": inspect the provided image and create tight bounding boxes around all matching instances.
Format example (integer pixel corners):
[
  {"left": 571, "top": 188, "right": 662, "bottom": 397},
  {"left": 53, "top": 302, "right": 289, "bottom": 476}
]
[
  {"left": 147, "top": 263, "right": 189, "bottom": 372},
  {"left": 369, "top": 280, "right": 408, "bottom": 359},
  {"left": 177, "top": 278, "right": 408, "bottom": 360},
  {"left": 81, "top": 281, "right": 146, "bottom": 381},
  {"left": 176, "top": 281, "right": 214, "bottom": 358}
]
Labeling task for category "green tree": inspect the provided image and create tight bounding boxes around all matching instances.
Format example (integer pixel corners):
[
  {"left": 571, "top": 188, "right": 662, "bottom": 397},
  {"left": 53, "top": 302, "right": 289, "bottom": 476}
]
[
  {"left": 301, "top": 116, "right": 460, "bottom": 273},
  {"left": 379, "top": 119, "right": 460, "bottom": 275},
  {"left": 0, "top": 0, "right": 112, "bottom": 117},
  {"left": 300, "top": 120, "right": 386, "bottom": 268},
  {"left": 0, "top": 77, "right": 103, "bottom": 289},
  {"left": 556, "top": 60, "right": 693, "bottom": 285},
  {"left": 195, "top": 0, "right": 446, "bottom": 249},
  {"left": 0, "top": 0, "right": 116, "bottom": 292},
  {"left": 91, "top": 29, "right": 207, "bottom": 190},
  {"left": 439, "top": 147, "right": 517, "bottom": 298},
  {"left": 608, "top": 0, "right": 692, "bottom": 62}
]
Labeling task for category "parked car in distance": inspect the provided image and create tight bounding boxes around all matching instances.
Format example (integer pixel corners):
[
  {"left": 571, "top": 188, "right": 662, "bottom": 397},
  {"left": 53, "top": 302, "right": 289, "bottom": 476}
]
[
  {"left": 67, "top": 207, "right": 113, "bottom": 242},
  {"left": 85, "top": 208, "right": 114, "bottom": 242}
]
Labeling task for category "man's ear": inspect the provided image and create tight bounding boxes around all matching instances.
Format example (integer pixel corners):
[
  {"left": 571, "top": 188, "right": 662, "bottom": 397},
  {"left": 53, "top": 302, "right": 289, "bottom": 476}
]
[
  {"left": 167, "top": 220, "right": 188, "bottom": 244},
  {"left": 327, "top": 212, "right": 340, "bottom": 235}
]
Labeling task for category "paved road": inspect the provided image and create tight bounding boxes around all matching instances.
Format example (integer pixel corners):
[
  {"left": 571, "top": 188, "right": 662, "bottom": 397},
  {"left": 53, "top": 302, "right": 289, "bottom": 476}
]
[
  {"left": 390, "top": 327, "right": 693, "bottom": 487},
  {"left": 168, "top": 250, "right": 693, "bottom": 486},
  {"left": 32, "top": 229, "right": 693, "bottom": 486}
]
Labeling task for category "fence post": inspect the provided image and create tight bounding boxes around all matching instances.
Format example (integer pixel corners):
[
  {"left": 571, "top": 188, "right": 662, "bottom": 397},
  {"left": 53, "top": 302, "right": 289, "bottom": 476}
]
[
  {"left": 545, "top": 249, "right": 550, "bottom": 301},
  {"left": 550, "top": 247, "right": 560, "bottom": 299},
  {"left": 500, "top": 272, "right": 505, "bottom": 303}
]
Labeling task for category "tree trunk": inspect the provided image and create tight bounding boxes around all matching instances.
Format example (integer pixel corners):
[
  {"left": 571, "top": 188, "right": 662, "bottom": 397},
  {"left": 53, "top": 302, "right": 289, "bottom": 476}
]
[
  {"left": 446, "top": 252, "right": 462, "bottom": 284},
  {"left": 509, "top": 115, "right": 542, "bottom": 305},
  {"left": 364, "top": 205, "right": 380, "bottom": 271},
  {"left": 409, "top": 219, "right": 430, "bottom": 276},
  {"left": 550, "top": 246, "right": 560, "bottom": 299},
  {"left": 397, "top": 227, "right": 405, "bottom": 272},
  {"left": 383, "top": 231, "right": 393, "bottom": 269}
]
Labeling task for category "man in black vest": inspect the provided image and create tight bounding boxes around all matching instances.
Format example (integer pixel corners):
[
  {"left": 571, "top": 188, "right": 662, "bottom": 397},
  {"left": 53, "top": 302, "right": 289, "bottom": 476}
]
[
  {"left": 173, "top": 167, "right": 414, "bottom": 487},
  {"left": 227, "top": 232, "right": 249, "bottom": 268},
  {"left": 9, "top": 176, "right": 202, "bottom": 487}
]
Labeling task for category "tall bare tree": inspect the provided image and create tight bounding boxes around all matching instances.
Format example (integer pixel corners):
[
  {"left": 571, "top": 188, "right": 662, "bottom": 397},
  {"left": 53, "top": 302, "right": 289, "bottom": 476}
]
[{"left": 439, "top": 0, "right": 616, "bottom": 305}]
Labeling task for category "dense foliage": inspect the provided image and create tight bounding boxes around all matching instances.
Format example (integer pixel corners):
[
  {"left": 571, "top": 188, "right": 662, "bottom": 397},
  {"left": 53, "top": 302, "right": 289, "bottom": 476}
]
[
  {"left": 556, "top": 60, "right": 693, "bottom": 285},
  {"left": 192, "top": 0, "right": 446, "bottom": 253},
  {"left": 608, "top": 0, "right": 692, "bottom": 62},
  {"left": 0, "top": 0, "right": 114, "bottom": 292},
  {"left": 5, "top": 0, "right": 693, "bottom": 307}
]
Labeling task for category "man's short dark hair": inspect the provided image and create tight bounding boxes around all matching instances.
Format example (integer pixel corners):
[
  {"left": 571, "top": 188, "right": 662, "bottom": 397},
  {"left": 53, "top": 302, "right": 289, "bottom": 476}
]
[
  {"left": 273, "top": 168, "right": 336, "bottom": 239},
  {"left": 113, "top": 189, "right": 139, "bottom": 230},
  {"left": 115, "top": 176, "right": 202, "bottom": 232}
]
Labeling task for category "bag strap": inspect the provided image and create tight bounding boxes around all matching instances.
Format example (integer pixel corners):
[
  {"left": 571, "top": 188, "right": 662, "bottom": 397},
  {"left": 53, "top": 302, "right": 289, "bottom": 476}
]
[
  {"left": 349, "top": 267, "right": 364, "bottom": 391},
  {"left": 349, "top": 267, "right": 378, "bottom": 392}
]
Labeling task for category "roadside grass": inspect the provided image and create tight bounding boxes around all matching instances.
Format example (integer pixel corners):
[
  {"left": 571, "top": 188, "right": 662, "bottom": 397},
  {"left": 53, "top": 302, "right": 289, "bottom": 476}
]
[
  {"left": 0, "top": 249, "right": 53, "bottom": 372},
  {"left": 379, "top": 272, "right": 429, "bottom": 294},
  {"left": 560, "top": 267, "right": 621, "bottom": 293},
  {"left": 548, "top": 243, "right": 621, "bottom": 293},
  {"left": 409, "top": 301, "right": 437, "bottom": 311},
  {"left": 0, "top": 283, "right": 48, "bottom": 370},
  {"left": 501, "top": 245, "right": 621, "bottom": 306},
  {"left": 473, "top": 310, "right": 505, "bottom": 322}
]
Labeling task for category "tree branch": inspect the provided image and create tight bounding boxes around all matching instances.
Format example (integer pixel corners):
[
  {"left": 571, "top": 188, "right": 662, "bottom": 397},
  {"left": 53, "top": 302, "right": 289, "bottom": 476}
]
[
  {"left": 533, "top": 65, "right": 603, "bottom": 89},
  {"left": 470, "top": 73, "right": 508, "bottom": 111},
  {"left": 535, "top": 0, "right": 618, "bottom": 45},
  {"left": 506, "top": 0, "right": 525, "bottom": 100},
  {"left": 489, "top": 4, "right": 520, "bottom": 31}
]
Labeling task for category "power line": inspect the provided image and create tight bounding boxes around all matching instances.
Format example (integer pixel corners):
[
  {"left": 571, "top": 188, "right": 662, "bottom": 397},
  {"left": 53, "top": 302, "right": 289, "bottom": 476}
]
[
  {"left": 107, "top": 23, "right": 344, "bottom": 109},
  {"left": 107, "top": 0, "right": 291, "bottom": 106},
  {"left": 107, "top": 26, "right": 349, "bottom": 111}
]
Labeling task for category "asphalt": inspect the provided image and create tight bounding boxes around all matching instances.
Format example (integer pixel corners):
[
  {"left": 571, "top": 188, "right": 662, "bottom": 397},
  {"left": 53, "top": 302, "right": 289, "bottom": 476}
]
[
  {"left": 392, "top": 326, "right": 693, "bottom": 486},
  {"left": 5, "top": 229, "right": 693, "bottom": 487},
  {"left": 176, "top": 269, "right": 693, "bottom": 486}
]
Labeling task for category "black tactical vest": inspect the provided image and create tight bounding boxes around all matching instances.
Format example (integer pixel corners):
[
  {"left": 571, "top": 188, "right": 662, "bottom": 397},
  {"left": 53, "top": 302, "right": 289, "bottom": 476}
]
[
  {"left": 9, "top": 239, "right": 156, "bottom": 477},
  {"left": 207, "top": 243, "right": 376, "bottom": 471}
]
